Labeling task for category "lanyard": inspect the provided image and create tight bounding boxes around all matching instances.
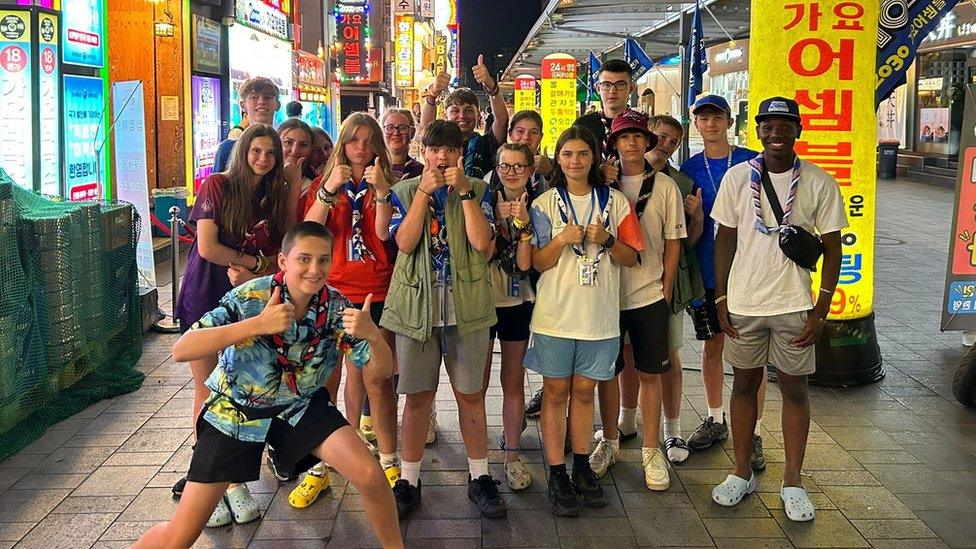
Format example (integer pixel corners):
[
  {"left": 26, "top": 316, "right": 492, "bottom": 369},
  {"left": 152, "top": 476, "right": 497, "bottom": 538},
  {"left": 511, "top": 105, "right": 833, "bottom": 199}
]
[
  {"left": 554, "top": 186, "right": 612, "bottom": 264},
  {"left": 703, "top": 146, "right": 734, "bottom": 195},
  {"left": 464, "top": 135, "right": 479, "bottom": 177}
]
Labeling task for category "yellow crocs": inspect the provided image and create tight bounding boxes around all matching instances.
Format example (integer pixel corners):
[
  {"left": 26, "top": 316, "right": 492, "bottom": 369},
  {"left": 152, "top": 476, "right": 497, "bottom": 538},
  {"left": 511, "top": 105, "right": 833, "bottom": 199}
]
[
  {"left": 384, "top": 465, "right": 401, "bottom": 488},
  {"left": 288, "top": 470, "right": 331, "bottom": 509},
  {"left": 360, "top": 414, "right": 377, "bottom": 443}
]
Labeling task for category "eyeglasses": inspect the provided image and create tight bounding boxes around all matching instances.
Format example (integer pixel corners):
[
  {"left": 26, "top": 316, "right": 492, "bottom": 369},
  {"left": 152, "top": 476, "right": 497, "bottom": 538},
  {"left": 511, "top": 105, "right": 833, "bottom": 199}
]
[
  {"left": 597, "top": 80, "right": 629, "bottom": 92},
  {"left": 497, "top": 163, "right": 528, "bottom": 175},
  {"left": 384, "top": 124, "right": 413, "bottom": 134}
]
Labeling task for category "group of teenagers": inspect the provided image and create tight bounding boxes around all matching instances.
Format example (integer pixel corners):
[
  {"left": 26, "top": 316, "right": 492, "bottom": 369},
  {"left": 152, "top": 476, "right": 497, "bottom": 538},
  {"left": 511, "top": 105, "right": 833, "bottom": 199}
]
[{"left": 134, "top": 57, "right": 847, "bottom": 547}]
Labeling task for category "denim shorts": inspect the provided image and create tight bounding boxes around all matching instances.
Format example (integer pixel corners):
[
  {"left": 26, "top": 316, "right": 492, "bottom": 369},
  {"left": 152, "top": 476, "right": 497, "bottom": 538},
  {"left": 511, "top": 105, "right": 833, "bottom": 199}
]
[{"left": 524, "top": 333, "right": 620, "bottom": 381}]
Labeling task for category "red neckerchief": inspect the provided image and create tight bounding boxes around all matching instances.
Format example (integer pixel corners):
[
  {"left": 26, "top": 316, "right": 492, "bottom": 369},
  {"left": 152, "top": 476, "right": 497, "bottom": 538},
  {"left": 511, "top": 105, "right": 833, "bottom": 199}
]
[{"left": 269, "top": 271, "right": 330, "bottom": 394}]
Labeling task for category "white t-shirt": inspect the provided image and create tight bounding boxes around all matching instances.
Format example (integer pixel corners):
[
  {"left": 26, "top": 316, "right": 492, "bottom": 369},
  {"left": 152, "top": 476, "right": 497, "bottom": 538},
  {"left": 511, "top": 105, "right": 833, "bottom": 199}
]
[
  {"left": 529, "top": 186, "right": 645, "bottom": 340},
  {"left": 618, "top": 171, "right": 687, "bottom": 311},
  {"left": 710, "top": 159, "right": 848, "bottom": 317}
]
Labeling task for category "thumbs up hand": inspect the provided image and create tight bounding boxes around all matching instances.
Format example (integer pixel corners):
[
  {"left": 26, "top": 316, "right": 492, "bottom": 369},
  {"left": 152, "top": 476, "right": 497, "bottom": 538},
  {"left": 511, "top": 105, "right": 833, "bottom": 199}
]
[
  {"left": 586, "top": 214, "right": 611, "bottom": 246},
  {"left": 364, "top": 156, "right": 389, "bottom": 194},
  {"left": 513, "top": 192, "right": 529, "bottom": 225},
  {"left": 431, "top": 71, "right": 451, "bottom": 95},
  {"left": 472, "top": 54, "right": 495, "bottom": 88},
  {"left": 684, "top": 188, "right": 703, "bottom": 218},
  {"left": 342, "top": 294, "right": 380, "bottom": 341},
  {"left": 256, "top": 287, "right": 295, "bottom": 335},
  {"left": 326, "top": 164, "right": 352, "bottom": 193},
  {"left": 445, "top": 155, "right": 470, "bottom": 193}
]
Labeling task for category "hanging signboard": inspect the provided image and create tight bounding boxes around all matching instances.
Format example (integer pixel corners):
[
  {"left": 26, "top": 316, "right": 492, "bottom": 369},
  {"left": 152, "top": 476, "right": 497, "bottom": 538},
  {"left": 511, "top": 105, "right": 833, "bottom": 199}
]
[
  {"left": 335, "top": 0, "right": 370, "bottom": 83},
  {"left": 540, "top": 54, "right": 577, "bottom": 153},
  {"left": 394, "top": 14, "right": 414, "bottom": 87},
  {"left": 419, "top": 0, "right": 434, "bottom": 19},
  {"left": 0, "top": 9, "right": 33, "bottom": 190},
  {"left": 235, "top": 0, "right": 290, "bottom": 41},
  {"left": 393, "top": 0, "right": 415, "bottom": 15},
  {"left": 62, "top": 0, "right": 104, "bottom": 68},
  {"left": 191, "top": 75, "right": 221, "bottom": 194},
  {"left": 514, "top": 74, "right": 537, "bottom": 113},
  {"left": 63, "top": 74, "right": 105, "bottom": 201},
  {"left": 191, "top": 15, "right": 221, "bottom": 75},
  {"left": 941, "top": 84, "right": 976, "bottom": 330},
  {"left": 37, "top": 11, "right": 60, "bottom": 196}
]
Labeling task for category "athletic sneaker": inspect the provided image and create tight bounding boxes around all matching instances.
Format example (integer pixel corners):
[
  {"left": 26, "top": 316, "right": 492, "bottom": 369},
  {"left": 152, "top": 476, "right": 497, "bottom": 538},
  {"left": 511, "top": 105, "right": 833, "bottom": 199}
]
[
  {"left": 524, "top": 389, "right": 543, "bottom": 418},
  {"left": 687, "top": 415, "right": 729, "bottom": 450},
  {"left": 267, "top": 446, "right": 299, "bottom": 482},
  {"left": 751, "top": 434, "right": 766, "bottom": 471},
  {"left": 589, "top": 430, "right": 620, "bottom": 477},
  {"left": 392, "top": 479, "right": 421, "bottom": 519},
  {"left": 572, "top": 466, "right": 608, "bottom": 507},
  {"left": 664, "top": 436, "right": 691, "bottom": 463},
  {"left": 547, "top": 470, "right": 580, "bottom": 516},
  {"left": 467, "top": 475, "right": 507, "bottom": 518},
  {"left": 641, "top": 447, "right": 671, "bottom": 491},
  {"left": 171, "top": 476, "right": 186, "bottom": 498}
]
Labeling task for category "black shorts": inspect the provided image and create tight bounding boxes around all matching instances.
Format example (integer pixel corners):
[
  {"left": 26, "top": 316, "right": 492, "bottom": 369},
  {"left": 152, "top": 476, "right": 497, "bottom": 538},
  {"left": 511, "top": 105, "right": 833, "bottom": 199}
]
[
  {"left": 489, "top": 301, "right": 534, "bottom": 342},
  {"left": 351, "top": 299, "right": 384, "bottom": 326},
  {"left": 617, "top": 299, "right": 672, "bottom": 375},
  {"left": 186, "top": 389, "right": 348, "bottom": 484},
  {"left": 690, "top": 288, "right": 723, "bottom": 341}
]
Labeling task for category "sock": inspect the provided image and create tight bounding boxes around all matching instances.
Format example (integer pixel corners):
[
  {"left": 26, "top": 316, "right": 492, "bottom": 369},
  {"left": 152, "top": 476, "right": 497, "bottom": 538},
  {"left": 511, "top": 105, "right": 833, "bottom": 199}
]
[
  {"left": 619, "top": 407, "right": 638, "bottom": 434},
  {"left": 663, "top": 416, "right": 681, "bottom": 440},
  {"left": 572, "top": 453, "right": 590, "bottom": 473},
  {"left": 379, "top": 452, "right": 399, "bottom": 470},
  {"left": 708, "top": 407, "right": 724, "bottom": 423},
  {"left": 401, "top": 459, "right": 421, "bottom": 486},
  {"left": 309, "top": 462, "right": 326, "bottom": 476},
  {"left": 468, "top": 457, "right": 489, "bottom": 479},
  {"left": 549, "top": 463, "right": 568, "bottom": 478},
  {"left": 754, "top": 417, "right": 762, "bottom": 437}
]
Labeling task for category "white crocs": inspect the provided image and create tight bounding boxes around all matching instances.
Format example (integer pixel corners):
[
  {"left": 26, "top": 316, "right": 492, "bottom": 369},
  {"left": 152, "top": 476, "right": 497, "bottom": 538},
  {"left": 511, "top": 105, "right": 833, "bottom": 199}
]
[
  {"left": 712, "top": 473, "right": 756, "bottom": 507},
  {"left": 224, "top": 484, "right": 261, "bottom": 524},
  {"left": 205, "top": 496, "right": 231, "bottom": 528},
  {"left": 781, "top": 486, "right": 815, "bottom": 522}
]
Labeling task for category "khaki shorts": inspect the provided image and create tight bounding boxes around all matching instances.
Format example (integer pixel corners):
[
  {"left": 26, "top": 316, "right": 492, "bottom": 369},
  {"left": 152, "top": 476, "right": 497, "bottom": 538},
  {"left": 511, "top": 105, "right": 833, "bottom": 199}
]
[
  {"left": 395, "top": 327, "right": 490, "bottom": 395},
  {"left": 723, "top": 312, "right": 816, "bottom": 376}
]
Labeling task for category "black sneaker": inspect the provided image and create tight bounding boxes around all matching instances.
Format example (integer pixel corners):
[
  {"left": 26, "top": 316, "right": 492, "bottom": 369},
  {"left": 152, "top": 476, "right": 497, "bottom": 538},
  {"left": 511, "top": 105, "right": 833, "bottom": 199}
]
[
  {"left": 525, "top": 389, "right": 543, "bottom": 418},
  {"left": 687, "top": 415, "right": 729, "bottom": 451},
  {"left": 392, "top": 479, "right": 421, "bottom": 519},
  {"left": 171, "top": 476, "right": 186, "bottom": 498},
  {"left": 467, "top": 475, "right": 507, "bottom": 519},
  {"left": 751, "top": 434, "right": 766, "bottom": 471},
  {"left": 266, "top": 447, "right": 298, "bottom": 482},
  {"left": 572, "top": 467, "right": 608, "bottom": 508},
  {"left": 547, "top": 471, "right": 580, "bottom": 517}
]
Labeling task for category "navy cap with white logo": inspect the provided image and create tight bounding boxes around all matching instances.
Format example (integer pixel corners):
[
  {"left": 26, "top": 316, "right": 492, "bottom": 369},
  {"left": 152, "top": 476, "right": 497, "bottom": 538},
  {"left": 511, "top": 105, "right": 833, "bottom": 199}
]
[
  {"left": 691, "top": 94, "right": 731, "bottom": 117},
  {"left": 755, "top": 96, "right": 801, "bottom": 123}
]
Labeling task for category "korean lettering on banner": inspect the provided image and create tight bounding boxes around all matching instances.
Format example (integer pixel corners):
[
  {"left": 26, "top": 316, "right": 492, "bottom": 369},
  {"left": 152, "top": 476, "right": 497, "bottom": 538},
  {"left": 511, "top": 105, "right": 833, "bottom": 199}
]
[
  {"left": 514, "top": 74, "right": 537, "bottom": 113},
  {"left": 38, "top": 12, "right": 61, "bottom": 196},
  {"left": 0, "top": 10, "right": 33, "bottom": 191},
  {"left": 940, "top": 85, "right": 976, "bottom": 330},
  {"left": 335, "top": 0, "right": 370, "bottom": 81},
  {"left": 394, "top": 15, "right": 414, "bottom": 87},
  {"left": 393, "top": 0, "right": 415, "bottom": 14},
  {"left": 61, "top": 0, "right": 104, "bottom": 68},
  {"left": 235, "top": 0, "right": 290, "bottom": 41},
  {"left": 63, "top": 75, "right": 105, "bottom": 202},
  {"left": 418, "top": 0, "right": 434, "bottom": 18},
  {"left": 540, "top": 54, "right": 577, "bottom": 153},
  {"left": 749, "top": 1, "right": 878, "bottom": 321}
]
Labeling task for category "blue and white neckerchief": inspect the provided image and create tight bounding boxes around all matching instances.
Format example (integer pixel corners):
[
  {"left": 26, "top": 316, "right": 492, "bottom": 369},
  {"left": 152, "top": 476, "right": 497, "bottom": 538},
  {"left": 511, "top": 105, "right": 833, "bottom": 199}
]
[
  {"left": 343, "top": 179, "right": 375, "bottom": 261},
  {"left": 748, "top": 154, "right": 801, "bottom": 236}
]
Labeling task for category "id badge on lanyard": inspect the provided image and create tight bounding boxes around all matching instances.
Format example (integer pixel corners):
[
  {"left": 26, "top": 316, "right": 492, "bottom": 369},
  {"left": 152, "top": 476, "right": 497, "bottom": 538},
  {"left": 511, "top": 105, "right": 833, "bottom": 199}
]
[
  {"left": 509, "top": 274, "right": 521, "bottom": 297},
  {"left": 577, "top": 256, "right": 596, "bottom": 287}
]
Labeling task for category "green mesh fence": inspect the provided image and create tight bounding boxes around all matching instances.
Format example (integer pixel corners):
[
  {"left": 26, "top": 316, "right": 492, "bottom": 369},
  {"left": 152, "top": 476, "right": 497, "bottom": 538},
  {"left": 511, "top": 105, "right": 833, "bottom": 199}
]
[{"left": 0, "top": 169, "right": 144, "bottom": 461}]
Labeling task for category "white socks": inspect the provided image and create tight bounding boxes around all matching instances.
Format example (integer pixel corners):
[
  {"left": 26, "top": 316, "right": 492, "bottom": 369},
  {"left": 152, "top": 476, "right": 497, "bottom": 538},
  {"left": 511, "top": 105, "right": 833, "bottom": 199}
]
[
  {"left": 619, "top": 407, "right": 638, "bottom": 435},
  {"left": 468, "top": 457, "right": 489, "bottom": 479},
  {"left": 663, "top": 416, "right": 681, "bottom": 440},
  {"left": 708, "top": 407, "right": 725, "bottom": 422},
  {"left": 379, "top": 452, "right": 399, "bottom": 470},
  {"left": 401, "top": 459, "right": 421, "bottom": 486}
]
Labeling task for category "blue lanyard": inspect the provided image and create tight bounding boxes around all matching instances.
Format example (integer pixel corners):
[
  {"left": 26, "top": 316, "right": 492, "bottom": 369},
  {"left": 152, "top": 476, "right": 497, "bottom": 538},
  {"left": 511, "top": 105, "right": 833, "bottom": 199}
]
[{"left": 464, "top": 135, "right": 479, "bottom": 176}]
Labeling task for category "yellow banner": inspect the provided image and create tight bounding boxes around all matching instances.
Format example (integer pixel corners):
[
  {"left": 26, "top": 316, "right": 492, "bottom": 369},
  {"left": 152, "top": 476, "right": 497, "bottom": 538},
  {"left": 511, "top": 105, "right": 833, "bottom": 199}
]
[
  {"left": 514, "top": 74, "right": 537, "bottom": 113},
  {"left": 749, "top": 1, "right": 877, "bottom": 320},
  {"left": 394, "top": 15, "right": 414, "bottom": 88},
  {"left": 540, "top": 54, "right": 577, "bottom": 153}
]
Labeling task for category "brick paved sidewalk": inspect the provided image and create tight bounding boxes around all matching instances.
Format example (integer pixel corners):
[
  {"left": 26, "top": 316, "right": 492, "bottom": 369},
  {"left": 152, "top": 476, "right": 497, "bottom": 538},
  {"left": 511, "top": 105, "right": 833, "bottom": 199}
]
[{"left": 1, "top": 177, "right": 975, "bottom": 548}]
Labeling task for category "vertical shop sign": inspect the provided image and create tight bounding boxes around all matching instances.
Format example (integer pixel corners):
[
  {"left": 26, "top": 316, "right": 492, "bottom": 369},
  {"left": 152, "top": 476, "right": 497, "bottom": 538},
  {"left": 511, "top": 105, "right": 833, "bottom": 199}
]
[
  {"left": 941, "top": 85, "right": 976, "bottom": 329},
  {"left": 63, "top": 74, "right": 105, "bottom": 201},
  {"left": 447, "top": 24, "right": 459, "bottom": 85},
  {"left": 62, "top": 0, "right": 104, "bottom": 68},
  {"left": 335, "top": 0, "right": 370, "bottom": 82},
  {"left": 0, "top": 10, "right": 33, "bottom": 190},
  {"left": 112, "top": 81, "right": 156, "bottom": 287},
  {"left": 37, "top": 12, "right": 60, "bottom": 196},
  {"left": 191, "top": 75, "right": 221, "bottom": 194},
  {"left": 540, "top": 54, "right": 577, "bottom": 153},
  {"left": 394, "top": 15, "right": 413, "bottom": 87},
  {"left": 514, "top": 74, "right": 537, "bottom": 113},
  {"left": 433, "top": 33, "right": 447, "bottom": 76},
  {"left": 393, "top": 0, "right": 415, "bottom": 14},
  {"left": 418, "top": 0, "right": 434, "bottom": 19}
]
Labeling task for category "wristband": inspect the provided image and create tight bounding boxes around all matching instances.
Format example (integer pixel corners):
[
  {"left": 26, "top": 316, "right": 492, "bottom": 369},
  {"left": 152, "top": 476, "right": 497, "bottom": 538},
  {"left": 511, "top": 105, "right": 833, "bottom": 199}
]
[
  {"left": 513, "top": 216, "right": 529, "bottom": 230},
  {"left": 458, "top": 189, "right": 476, "bottom": 201},
  {"left": 714, "top": 295, "right": 727, "bottom": 304},
  {"left": 417, "top": 187, "right": 432, "bottom": 198},
  {"left": 483, "top": 83, "right": 500, "bottom": 97},
  {"left": 601, "top": 233, "right": 615, "bottom": 249},
  {"left": 519, "top": 231, "right": 534, "bottom": 242},
  {"left": 316, "top": 186, "right": 338, "bottom": 205}
]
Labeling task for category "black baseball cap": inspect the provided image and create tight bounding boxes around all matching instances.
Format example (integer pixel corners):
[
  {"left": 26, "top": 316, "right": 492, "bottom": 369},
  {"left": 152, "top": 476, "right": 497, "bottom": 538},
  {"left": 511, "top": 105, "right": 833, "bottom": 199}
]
[{"left": 755, "top": 96, "right": 801, "bottom": 123}]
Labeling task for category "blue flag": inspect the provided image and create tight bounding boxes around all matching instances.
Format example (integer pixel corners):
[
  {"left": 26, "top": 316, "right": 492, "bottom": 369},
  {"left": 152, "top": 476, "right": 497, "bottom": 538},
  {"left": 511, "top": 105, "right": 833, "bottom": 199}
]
[
  {"left": 686, "top": 0, "right": 708, "bottom": 108},
  {"left": 876, "top": 0, "right": 958, "bottom": 108},
  {"left": 589, "top": 52, "right": 601, "bottom": 94},
  {"left": 625, "top": 39, "right": 654, "bottom": 81}
]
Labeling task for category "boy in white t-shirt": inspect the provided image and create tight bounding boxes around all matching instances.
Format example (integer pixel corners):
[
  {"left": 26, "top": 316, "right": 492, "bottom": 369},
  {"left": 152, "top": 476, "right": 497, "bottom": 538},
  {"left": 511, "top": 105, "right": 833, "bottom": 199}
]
[
  {"left": 588, "top": 111, "right": 686, "bottom": 491},
  {"left": 709, "top": 97, "right": 846, "bottom": 522}
]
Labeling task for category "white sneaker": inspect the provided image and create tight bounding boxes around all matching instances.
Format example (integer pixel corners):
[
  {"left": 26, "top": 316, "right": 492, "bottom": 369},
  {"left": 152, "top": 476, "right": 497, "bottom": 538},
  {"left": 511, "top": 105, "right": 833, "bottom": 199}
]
[
  {"left": 426, "top": 402, "right": 438, "bottom": 445},
  {"left": 642, "top": 447, "right": 671, "bottom": 491},
  {"left": 589, "top": 429, "right": 620, "bottom": 477}
]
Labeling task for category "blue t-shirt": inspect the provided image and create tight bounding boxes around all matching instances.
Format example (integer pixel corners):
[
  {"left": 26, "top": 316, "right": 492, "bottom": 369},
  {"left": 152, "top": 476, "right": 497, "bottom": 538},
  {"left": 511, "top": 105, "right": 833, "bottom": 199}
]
[
  {"left": 680, "top": 146, "right": 758, "bottom": 289},
  {"left": 213, "top": 138, "right": 236, "bottom": 173}
]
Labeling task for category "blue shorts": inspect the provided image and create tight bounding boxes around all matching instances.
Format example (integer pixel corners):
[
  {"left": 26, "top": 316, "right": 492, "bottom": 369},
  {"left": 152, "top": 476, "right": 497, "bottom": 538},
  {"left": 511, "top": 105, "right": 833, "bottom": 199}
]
[{"left": 524, "top": 333, "right": 620, "bottom": 381}]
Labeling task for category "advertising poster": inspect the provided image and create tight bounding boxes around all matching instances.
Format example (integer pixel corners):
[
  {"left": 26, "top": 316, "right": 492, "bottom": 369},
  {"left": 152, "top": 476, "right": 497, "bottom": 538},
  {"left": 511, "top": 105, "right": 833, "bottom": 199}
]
[
  {"left": 941, "top": 84, "right": 976, "bottom": 330},
  {"left": 191, "top": 75, "right": 221, "bottom": 194},
  {"left": 394, "top": 15, "right": 414, "bottom": 88},
  {"left": 919, "top": 107, "right": 950, "bottom": 143},
  {"left": 227, "top": 24, "right": 292, "bottom": 127},
  {"left": 750, "top": 1, "right": 878, "bottom": 322},
  {"left": 0, "top": 10, "right": 33, "bottom": 190},
  {"left": 38, "top": 12, "right": 60, "bottom": 196},
  {"left": 514, "top": 74, "right": 536, "bottom": 113},
  {"left": 63, "top": 74, "right": 105, "bottom": 201},
  {"left": 112, "top": 81, "right": 156, "bottom": 287},
  {"left": 191, "top": 15, "right": 221, "bottom": 75},
  {"left": 540, "top": 54, "right": 577, "bottom": 153},
  {"left": 62, "top": 0, "right": 104, "bottom": 68}
]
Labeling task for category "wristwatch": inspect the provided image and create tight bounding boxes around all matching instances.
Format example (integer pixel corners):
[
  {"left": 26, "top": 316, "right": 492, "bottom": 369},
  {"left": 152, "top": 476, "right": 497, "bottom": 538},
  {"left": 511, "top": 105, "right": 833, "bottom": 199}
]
[
  {"left": 601, "top": 234, "right": 616, "bottom": 249},
  {"left": 375, "top": 193, "right": 392, "bottom": 204},
  {"left": 458, "top": 189, "right": 476, "bottom": 201}
]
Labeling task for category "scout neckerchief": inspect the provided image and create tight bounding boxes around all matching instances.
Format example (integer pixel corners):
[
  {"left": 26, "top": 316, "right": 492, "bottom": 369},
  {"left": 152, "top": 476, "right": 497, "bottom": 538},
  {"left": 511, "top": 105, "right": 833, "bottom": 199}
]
[
  {"left": 269, "top": 271, "right": 330, "bottom": 394},
  {"left": 554, "top": 185, "right": 613, "bottom": 276},
  {"left": 343, "top": 179, "right": 375, "bottom": 261},
  {"left": 703, "top": 146, "right": 735, "bottom": 195},
  {"left": 611, "top": 161, "right": 656, "bottom": 220},
  {"left": 749, "top": 154, "right": 801, "bottom": 235}
]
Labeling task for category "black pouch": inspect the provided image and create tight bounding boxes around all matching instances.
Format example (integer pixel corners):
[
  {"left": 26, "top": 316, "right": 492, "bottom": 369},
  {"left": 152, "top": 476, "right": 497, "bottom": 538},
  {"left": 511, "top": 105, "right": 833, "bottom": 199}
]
[{"left": 761, "top": 169, "right": 824, "bottom": 271}]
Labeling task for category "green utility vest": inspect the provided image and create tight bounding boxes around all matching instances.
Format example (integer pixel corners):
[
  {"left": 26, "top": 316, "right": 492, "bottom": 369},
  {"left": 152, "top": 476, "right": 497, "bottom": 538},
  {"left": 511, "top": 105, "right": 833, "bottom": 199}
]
[
  {"left": 380, "top": 176, "right": 497, "bottom": 342},
  {"left": 664, "top": 165, "right": 706, "bottom": 314}
]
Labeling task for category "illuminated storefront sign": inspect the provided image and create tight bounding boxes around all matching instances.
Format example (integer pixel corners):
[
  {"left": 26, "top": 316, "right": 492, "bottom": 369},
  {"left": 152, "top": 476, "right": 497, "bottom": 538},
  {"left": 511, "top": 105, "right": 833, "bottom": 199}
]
[
  {"left": 227, "top": 23, "right": 292, "bottom": 126},
  {"left": 433, "top": 32, "right": 447, "bottom": 77},
  {"left": 63, "top": 74, "right": 105, "bottom": 201},
  {"left": 235, "top": 0, "right": 290, "bottom": 41},
  {"left": 394, "top": 15, "right": 414, "bottom": 87},
  {"left": 38, "top": 11, "right": 60, "bottom": 196},
  {"left": 191, "top": 75, "right": 221, "bottom": 193},
  {"left": 192, "top": 15, "right": 222, "bottom": 74},
  {"left": 514, "top": 74, "right": 536, "bottom": 113},
  {"left": 62, "top": 0, "right": 104, "bottom": 68},
  {"left": 0, "top": 10, "right": 33, "bottom": 190},
  {"left": 540, "top": 54, "right": 577, "bottom": 152},
  {"left": 334, "top": 0, "right": 370, "bottom": 83}
]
